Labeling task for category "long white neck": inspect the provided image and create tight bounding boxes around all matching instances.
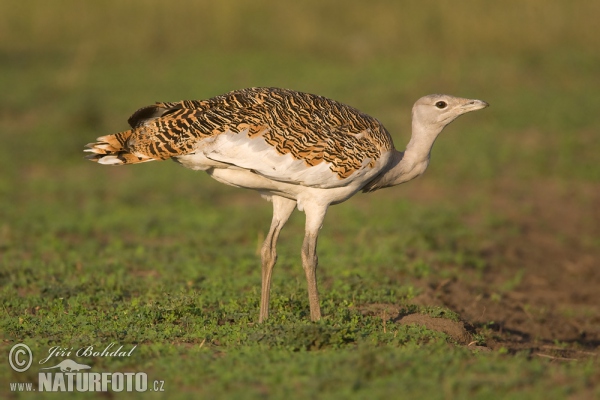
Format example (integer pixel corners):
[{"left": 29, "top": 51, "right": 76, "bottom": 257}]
[
  {"left": 362, "top": 93, "right": 488, "bottom": 193},
  {"left": 363, "top": 118, "right": 444, "bottom": 192}
]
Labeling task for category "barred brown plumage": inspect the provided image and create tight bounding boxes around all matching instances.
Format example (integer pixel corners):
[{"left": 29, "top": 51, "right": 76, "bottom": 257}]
[
  {"left": 84, "top": 87, "right": 488, "bottom": 321},
  {"left": 88, "top": 87, "right": 393, "bottom": 178}
]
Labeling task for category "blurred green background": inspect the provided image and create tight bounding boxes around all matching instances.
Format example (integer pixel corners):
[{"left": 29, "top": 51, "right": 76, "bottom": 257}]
[
  {"left": 1, "top": 1, "right": 599, "bottom": 398},
  {"left": 1, "top": 0, "right": 598, "bottom": 182}
]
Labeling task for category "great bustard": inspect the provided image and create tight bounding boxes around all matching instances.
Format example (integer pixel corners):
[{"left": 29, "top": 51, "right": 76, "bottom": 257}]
[{"left": 85, "top": 87, "right": 488, "bottom": 322}]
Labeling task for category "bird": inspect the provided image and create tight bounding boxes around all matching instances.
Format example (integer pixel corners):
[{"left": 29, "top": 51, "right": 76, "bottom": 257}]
[{"left": 84, "top": 87, "right": 488, "bottom": 322}]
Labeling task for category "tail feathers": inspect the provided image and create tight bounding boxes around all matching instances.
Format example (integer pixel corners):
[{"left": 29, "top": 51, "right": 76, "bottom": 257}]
[
  {"left": 85, "top": 151, "right": 155, "bottom": 165},
  {"left": 84, "top": 130, "right": 154, "bottom": 165}
]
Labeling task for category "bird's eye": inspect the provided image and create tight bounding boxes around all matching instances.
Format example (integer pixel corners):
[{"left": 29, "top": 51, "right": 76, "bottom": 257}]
[{"left": 435, "top": 101, "right": 447, "bottom": 109}]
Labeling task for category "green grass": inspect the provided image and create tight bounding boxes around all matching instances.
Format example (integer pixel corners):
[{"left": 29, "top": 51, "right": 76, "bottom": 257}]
[{"left": 1, "top": 1, "right": 599, "bottom": 399}]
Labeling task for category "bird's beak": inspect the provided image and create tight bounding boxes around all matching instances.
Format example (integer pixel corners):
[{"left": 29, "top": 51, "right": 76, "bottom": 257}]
[{"left": 461, "top": 99, "right": 489, "bottom": 112}]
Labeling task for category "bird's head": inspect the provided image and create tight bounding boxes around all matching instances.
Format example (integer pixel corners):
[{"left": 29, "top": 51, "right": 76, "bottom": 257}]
[{"left": 412, "top": 94, "right": 488, "bottom": 130}]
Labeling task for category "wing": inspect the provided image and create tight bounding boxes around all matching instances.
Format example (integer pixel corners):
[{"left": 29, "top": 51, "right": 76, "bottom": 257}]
[
  {"left": 97, "top": 88, "right": 395, "bottom": 186},
  {"left": 199, "top": 122, "right": 389, "bottom": 188}
]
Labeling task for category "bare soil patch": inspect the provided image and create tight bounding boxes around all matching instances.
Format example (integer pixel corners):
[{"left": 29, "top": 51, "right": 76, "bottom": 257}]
[{"left": 405, "top": 179, "right": 600, "bottom": 359}]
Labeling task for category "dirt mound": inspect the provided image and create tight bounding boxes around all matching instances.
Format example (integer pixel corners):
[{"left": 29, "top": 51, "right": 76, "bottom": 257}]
[{"left": 396, "top": 314, "right": 472, "bottom": 345}]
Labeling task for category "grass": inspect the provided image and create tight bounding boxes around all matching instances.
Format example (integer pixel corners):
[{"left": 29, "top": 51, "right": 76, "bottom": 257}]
[{"left": 1, "top": 1, "right": 599, "bottom": 398}]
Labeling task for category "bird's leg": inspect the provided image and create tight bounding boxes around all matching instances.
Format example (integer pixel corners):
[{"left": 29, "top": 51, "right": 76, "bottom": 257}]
[
  {"left": 259, "top": 195, "right": 296, "bottom": 323},
  {"left": 301, "top": 203, "right": 328, "bottom": 322}
]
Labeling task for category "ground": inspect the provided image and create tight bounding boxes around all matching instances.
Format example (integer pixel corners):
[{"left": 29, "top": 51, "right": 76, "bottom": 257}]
[
  {"left": 1, "top": 1, "right": 599, "bottom": 398},
  {"left": 400, "top": 179, "right": 599, "bottom": 360}
]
